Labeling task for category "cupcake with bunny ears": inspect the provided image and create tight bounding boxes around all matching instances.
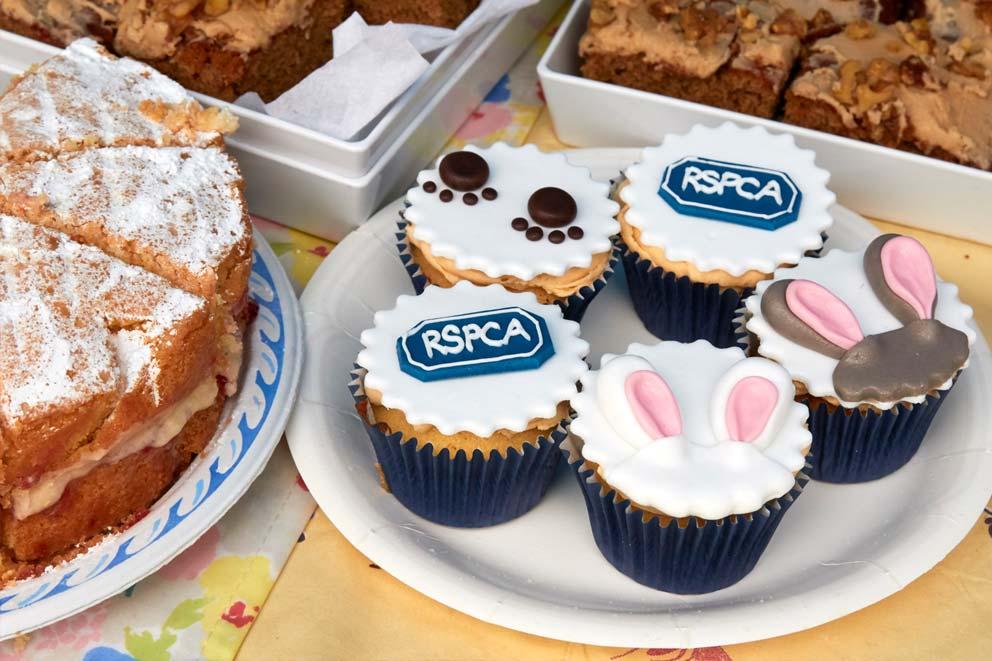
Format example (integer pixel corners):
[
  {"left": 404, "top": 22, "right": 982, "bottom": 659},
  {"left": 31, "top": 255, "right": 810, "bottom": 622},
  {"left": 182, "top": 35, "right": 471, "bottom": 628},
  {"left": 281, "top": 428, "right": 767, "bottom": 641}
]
[
  {"left": 744, "top": 233, "right": 975, "bottom": 483},
  {"left": 566, "top": 340, "right": 811, "bottom": 594}
]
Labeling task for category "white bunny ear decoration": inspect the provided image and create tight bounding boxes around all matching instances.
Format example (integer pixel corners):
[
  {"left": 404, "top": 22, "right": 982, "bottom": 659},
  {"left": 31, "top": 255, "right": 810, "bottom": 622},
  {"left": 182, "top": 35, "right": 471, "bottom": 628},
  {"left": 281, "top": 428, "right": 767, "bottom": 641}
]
[
  {"left": 711, "top": 357, "right": 795, "bottom": 449},
  {"left": 597, "top": 354, "right": 682, "bottom": 450}
]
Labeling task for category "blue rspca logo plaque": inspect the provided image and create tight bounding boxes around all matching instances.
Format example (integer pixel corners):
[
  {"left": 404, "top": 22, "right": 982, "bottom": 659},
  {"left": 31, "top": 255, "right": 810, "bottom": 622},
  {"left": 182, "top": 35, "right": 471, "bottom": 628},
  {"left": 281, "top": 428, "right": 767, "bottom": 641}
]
[
  {"left": 396, "top": 307, "right": 555, "bottom": 382},
  {"left": 657, "top": 156, "right": 802, "bottom": 230}
]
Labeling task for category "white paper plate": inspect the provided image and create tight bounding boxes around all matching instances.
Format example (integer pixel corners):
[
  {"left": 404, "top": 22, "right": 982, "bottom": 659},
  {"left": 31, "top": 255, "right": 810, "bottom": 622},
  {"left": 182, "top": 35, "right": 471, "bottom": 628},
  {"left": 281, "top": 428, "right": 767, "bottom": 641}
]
[
  {"left": 0, "top": 231, "right": 303, "bottom": 640},
  {"left": 287, "top": 149, "right": 992, "bottom": 648}
]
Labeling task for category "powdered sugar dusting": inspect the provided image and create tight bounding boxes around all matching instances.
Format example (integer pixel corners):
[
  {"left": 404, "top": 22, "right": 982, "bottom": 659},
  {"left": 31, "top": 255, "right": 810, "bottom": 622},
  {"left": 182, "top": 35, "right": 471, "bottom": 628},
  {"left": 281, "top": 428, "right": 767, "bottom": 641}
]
[
  {"left": 0, "top": 215, "right": 206, "bottom": 423},
  {"left": 0, "top": 146, "right": 248, "bottom": 280},
  {"left": 0, "top": 39, "right": 218, "bottom": 159}
]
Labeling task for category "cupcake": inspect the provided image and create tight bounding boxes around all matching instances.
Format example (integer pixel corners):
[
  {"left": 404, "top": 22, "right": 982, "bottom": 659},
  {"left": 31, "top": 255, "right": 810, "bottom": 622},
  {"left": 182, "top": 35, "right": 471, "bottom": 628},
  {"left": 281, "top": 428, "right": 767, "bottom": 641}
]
[
  {"left": 353, "top": 281, "right": 589, "bottom": 527},
  {"left": 567, "top": 340, "right": 810, "bottom": 594},
  {"left": 744, "top": 233, "right": 975, "bottom": 483},
  {"left": 618, "top": 122, "right": 835, "bottom": 347},
  {"left": 399, "top": 143, "right": 621, "bottom": 321}
]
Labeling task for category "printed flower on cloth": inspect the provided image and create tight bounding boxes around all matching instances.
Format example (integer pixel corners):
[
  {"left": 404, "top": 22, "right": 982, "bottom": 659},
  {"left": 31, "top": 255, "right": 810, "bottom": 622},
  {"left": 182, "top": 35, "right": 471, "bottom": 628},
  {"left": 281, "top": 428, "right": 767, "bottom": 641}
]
[{"left": 0, "top": 446, "right": 314, "bottom": 661}]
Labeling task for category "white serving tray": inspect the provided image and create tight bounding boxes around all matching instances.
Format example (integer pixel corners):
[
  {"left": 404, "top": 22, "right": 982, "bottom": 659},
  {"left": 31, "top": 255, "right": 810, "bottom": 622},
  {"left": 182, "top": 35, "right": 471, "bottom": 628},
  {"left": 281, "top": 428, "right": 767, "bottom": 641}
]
[
  {"left": 0, "top": 0, "right": 563, "bottom": 239},
  {"left": 233, "top": 0, "right": 564, "bottom": 240},
  {"left": 286, "top": 148, "right": 992, "bottom": 648},
  {"left": 537, "top": 0, "right": 992, "bottom": 246}
]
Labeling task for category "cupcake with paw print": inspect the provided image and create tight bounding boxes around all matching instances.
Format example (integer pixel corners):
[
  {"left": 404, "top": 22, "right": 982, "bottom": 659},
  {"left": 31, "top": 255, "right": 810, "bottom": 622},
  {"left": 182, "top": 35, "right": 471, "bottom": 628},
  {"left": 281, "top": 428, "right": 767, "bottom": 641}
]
[{"left": 399, "top": 143, "right": 620, "bottom": 321}]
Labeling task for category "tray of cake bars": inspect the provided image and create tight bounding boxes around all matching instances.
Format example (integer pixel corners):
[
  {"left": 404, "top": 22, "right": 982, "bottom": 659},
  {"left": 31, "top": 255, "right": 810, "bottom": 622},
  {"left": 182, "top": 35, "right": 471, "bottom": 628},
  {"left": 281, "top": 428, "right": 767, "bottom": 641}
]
[
  {"left": 0, "top": 0, "right": 565, "bottom": 240},
  {"left": 537, "top": 0, "right": 992, "bottom": 245}
]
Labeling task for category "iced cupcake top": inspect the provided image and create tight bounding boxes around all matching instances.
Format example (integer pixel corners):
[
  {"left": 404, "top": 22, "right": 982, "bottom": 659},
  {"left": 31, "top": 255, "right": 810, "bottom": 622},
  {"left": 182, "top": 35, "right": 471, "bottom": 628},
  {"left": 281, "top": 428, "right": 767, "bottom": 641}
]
[
  {"left": 357, "top": 281, "right": 589, "bottom": 436},
  {"left": 403, "top": 143, "right": 619, "bottom": 280},
  {"left": 619, "top": 123, "right": 835, "bottom": 276},
  {"left": 571, "top": 341, "right": 810, "bottom": 519},
  {"left": 745, "top": 234, "right": 975, "bottom": 410}
]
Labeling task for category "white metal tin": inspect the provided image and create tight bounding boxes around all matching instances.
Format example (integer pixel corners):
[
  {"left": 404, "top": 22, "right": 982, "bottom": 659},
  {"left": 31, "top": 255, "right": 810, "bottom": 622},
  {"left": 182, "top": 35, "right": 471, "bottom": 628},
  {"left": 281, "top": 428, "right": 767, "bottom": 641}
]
[{"left": 537, "top": 0, "right": 992, "bottom": 246}]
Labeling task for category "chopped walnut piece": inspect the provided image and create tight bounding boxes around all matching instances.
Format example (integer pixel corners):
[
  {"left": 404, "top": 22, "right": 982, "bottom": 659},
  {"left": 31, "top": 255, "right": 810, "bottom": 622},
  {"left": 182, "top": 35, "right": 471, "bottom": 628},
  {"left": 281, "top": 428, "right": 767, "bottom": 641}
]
[
  {"left": 948, "top": 37, "right": 974, "bottom": 62},
  {"left": 679, "top": 7, "right": 706, "bottom": 41},
  {"left": 902, "top": 32, "right": 931, "bottom": 55},
  {"left": 885, "top": 39, "right": 903, "bottom": 53},
  {"left": 948, "top": 59, "right": 988, "bottom": 79},
  {"left": 591, "top": 1, "right": 617, "bottom": 26},
  {"left": 807, "top": 8, "right": 840, "bottom": 41},
  {"left": 736, "top": 5, "right": 758, "bottom": 31},
  {"left": 865, "top": 58, "right": 899, "bottom": 89},
  {"left": 648, "top": 0, "right": 679, "bottom": 21},
  {"left": 169, "top": 0, "right": 200, "bottom": 18},
  {"left": 845, "top": 19, "right": 876, "bottom": 40},
  {"left": 678, "top": 6, "right": 728, "bottom": 47},
  {"left": 834, "top": 59, "right": 862, "bottom": 105},
  {"left": 855, "top": 83, "right": 894, "bottom": 114},
  {"left": 900, "top": 19, "right": 933, "bottom": 55},
  {"left": 203, "top": 0, "right": 230, "bottom": 16},
  {"left": 771, "top": 9, "right": 806, "bottom": 38}
]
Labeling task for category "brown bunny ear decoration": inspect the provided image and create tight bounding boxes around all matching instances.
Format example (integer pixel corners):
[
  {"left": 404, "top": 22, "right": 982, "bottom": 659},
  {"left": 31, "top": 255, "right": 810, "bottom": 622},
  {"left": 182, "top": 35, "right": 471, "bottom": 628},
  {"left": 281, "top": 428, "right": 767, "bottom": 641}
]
[
  {"left": 760, "top": 279, "right": 864, "bottom": 360},
  {"left": 864, "top": 234, "right": 938, "bottom": 324}
]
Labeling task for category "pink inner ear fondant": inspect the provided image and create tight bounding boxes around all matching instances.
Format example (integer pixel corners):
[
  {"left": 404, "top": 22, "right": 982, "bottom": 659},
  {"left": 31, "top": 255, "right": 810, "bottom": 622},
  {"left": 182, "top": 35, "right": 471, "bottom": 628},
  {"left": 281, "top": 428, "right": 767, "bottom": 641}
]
[
  {"left": 785, "top": 280, "right": 864, "bottom": 350},
  {"left": 881, "top": 235, "right": 937, "bottom": 320},
  {"left": 624, "top": 370, "right": 683, "bottom": 439},
  {"left": 726, "top": 376, "right": 779, "bottom": 443}
]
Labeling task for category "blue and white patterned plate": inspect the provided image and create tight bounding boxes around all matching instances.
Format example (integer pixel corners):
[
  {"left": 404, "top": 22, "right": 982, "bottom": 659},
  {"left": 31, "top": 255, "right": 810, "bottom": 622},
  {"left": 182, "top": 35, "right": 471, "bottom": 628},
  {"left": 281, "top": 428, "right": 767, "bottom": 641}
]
[{"left": 0, "top": 231, "right": 303, "bottom": 640}]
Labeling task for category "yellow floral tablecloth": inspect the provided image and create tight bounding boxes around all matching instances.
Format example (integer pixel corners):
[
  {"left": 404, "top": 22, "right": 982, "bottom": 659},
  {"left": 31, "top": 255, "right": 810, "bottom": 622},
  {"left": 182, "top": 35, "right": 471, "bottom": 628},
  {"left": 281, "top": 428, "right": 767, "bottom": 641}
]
[{"left": 3, "top": 8, "right": 989, "bottom": 660}]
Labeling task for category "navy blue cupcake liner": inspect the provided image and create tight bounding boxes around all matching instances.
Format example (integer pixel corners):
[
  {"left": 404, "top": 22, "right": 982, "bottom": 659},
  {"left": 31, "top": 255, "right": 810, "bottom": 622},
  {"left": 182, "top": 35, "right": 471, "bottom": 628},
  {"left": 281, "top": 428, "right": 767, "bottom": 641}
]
[
  {"left": 620, "top": 241, "right": 750, "bottom": 349},
  {"left": 803, "top": 387, "right": 953, "bottom": 483},
  {"left": 350, "top": 367, "right": 569, "bottom": 527},
  {"left": 395, "top": 218, "right": 619, "bottom": 322},
  {"left": 562, "top": 438, "right": 809, "bottom": 594}
]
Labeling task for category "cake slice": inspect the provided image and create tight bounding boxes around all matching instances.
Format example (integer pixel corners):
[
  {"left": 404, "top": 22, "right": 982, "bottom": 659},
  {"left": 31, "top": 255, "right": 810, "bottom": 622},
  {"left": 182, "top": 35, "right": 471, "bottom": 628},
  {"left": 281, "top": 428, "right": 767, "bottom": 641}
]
[
  {"left": 0, "top": 214, "right": 223, "bottom": 563},
  {"left": 0, "top": 145, "right": 252, "bottom": 310},
  {"left": 579, "top": 0, "right": 805, "bottom": 118},
  {"left": 113, "top": 0, "right": 353, "bottom": 102},
  {"left": 353, "top": 0, "right": 479, "bottom": 28},
  {"left": 0, "top": 0, "right": 120, "bottom": 47},
  {"left": 783, "top": 19, "right": 992, "bottom": 169},
  {"left": 0, "top": 38, "right": 237, "bottom": 163}
]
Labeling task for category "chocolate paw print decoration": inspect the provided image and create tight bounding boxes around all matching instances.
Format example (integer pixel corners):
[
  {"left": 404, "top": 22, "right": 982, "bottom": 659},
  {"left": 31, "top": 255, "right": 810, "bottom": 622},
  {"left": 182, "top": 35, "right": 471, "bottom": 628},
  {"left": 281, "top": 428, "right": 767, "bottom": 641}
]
[
  {"left": 421, "top": 150, "right": 585, "bottom": 245},
  {"left": 762, "top": 234, "right": 970, "bottom": 402}
]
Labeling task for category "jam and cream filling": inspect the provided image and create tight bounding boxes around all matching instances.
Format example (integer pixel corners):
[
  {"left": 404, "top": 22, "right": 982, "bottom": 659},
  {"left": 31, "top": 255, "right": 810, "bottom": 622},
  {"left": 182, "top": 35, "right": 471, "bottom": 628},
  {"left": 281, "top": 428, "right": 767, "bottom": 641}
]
[{"left": 11, "top": 374, "right": 219, "bottom": 520}]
